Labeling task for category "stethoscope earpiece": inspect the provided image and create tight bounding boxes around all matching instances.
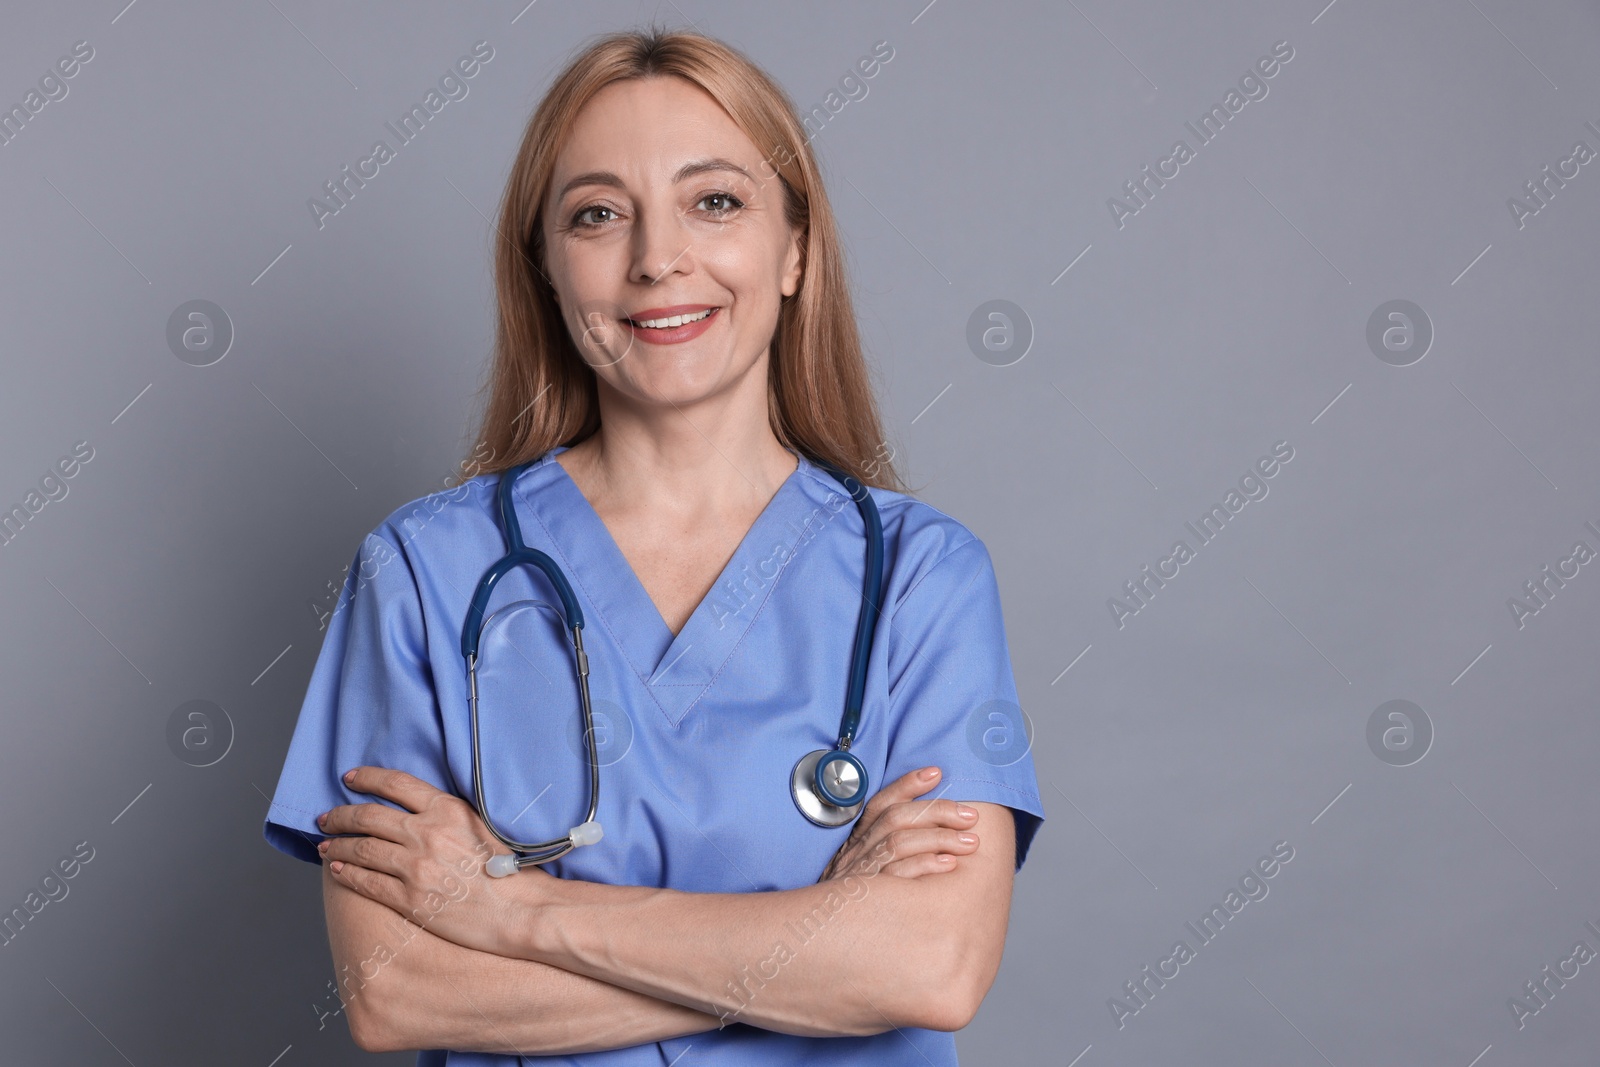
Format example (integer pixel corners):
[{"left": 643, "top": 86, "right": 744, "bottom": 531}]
[{"left": 485, "top": 819, "right": 604, "bottom": 878}]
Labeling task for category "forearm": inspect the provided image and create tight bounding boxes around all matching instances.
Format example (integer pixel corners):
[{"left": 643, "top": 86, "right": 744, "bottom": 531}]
[
  {"left": 511, "top": 872, "right": 966, "bottom": 1038},
  {"left": 323, "top": 866, "right": 722, "bottom": 1055}
]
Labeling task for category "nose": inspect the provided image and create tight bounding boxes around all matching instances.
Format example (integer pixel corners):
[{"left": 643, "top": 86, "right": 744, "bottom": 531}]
[{"left": 629, "top": 202, "right": 695, "bottom": 286}]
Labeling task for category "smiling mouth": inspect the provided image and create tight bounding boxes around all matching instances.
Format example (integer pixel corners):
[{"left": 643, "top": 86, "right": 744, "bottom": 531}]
[{"left": 626, "top": 308, "right": 717, "bottom": 329}]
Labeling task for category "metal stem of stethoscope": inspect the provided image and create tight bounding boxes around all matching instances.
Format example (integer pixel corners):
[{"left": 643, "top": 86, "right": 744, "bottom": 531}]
[{"left": 467, "top": 623, "right": 603, "bottom": 875}]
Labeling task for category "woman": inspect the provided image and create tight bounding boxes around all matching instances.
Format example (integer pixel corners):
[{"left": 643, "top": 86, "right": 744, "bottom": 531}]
[{"left": 264, "top": 26, "right": 1044, "bottom": 1064}]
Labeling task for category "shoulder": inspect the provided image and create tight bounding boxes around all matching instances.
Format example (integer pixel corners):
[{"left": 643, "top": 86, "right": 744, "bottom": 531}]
[
  {"left": 361, "top": 474, "right": 498, "bottom": 559},
  {"left": 359, "top": 456, "right": 569, "bottom": 562},
  {"left": 883, "top": 492, "right": 991, "bottom": 610},
  {"left": 791, "top": 460, "right": 990, "bottom": 609}
]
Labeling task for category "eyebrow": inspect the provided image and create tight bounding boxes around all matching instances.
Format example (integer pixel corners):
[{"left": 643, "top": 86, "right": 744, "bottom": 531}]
[{"left": 554, "top": 157, "right": 754, "bottom": 202}]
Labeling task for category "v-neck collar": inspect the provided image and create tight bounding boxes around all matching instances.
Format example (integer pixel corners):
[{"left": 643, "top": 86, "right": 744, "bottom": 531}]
[{"left": 513, "top": 445, "right": 815, "bottom": 726}]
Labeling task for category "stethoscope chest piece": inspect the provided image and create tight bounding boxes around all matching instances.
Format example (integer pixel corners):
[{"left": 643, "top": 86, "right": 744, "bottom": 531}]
[{"left": 791, "top": 748, "right": 866, "bottom": 827}]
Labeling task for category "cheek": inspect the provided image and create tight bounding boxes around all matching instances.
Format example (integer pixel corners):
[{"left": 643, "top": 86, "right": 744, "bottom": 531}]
[
  {"left": 549, "top": 247, "right": 632, "bottom": 337},
  {"left": 549, "top": 240, "right": 617, "bottom": 297},
  {"left": 718, "top": 282, "right": 780, "bottom": 349},
  {"left": 704, "top": 238, "right": 786, "bottom": 311}
]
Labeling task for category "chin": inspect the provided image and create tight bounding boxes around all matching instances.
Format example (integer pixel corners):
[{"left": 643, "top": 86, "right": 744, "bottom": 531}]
[
  {"left": 614, "top": 371, "right": 725, "bottom": 409},
  {"left": 620, "top": 355, "right": 749, "bottom": 406}
]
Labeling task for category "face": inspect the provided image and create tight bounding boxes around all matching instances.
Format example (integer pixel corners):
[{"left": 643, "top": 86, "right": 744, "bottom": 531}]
[{"left": 541, "top": 75, "right": 803, "bottom": 410}]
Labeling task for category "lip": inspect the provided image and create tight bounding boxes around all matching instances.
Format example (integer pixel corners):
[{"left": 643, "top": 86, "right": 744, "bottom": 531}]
[{"left": 624, "top": 304, "right": 720, "bottom": 346}]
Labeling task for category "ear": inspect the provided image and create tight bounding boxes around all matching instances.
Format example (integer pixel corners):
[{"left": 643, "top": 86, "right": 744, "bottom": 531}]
[{"left": 779, "top": 222, "right": 804, "bottom": 298}]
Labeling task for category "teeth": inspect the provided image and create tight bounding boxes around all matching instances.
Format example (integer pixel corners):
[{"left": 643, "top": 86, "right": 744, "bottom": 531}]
[{"left": 632, "top": 308, "right": 713, "bottom": 329}]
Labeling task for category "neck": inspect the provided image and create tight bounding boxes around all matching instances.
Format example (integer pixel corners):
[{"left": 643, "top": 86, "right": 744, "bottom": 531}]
[{"left": 557, "top": 360, "right": 798, "bottom": 520}]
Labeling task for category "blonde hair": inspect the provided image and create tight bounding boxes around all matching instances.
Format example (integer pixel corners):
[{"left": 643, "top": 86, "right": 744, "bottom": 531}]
[{"left": 467, "top": 26, "right": 905, "bottom": 491}]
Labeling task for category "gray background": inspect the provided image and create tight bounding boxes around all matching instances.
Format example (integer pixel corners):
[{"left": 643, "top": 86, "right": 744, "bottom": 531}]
[{"left": 1, "top": 0, "right": 1597, "bottom": 1063}]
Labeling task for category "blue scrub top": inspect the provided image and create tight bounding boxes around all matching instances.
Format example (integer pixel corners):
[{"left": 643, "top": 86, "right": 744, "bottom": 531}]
[{"left": 265, "top": 445, "right": 1045, "bottom": 1065}]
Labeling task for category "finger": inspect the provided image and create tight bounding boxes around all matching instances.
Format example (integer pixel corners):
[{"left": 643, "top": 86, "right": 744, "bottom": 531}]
[
  {"left": 326, "top": 856, "right": 408, "bottom": 913},
  {"left": 836, "top": 792, "right": 968, "bottom": 870},
  {"left": 864, "top": 827, "right": 978, "bottom": 868},
  {"left": 833, "top": 770, "right": 949, "bottom": 866},
  {"left": 342, "top": 766, "right": 449, "bottom": 814},
  {"left": 860, "top": 766, "right": 945, "bottom": 828},
  {"left": 319, "top": 834, "right": 410, "bottom": 879},
  {"left": 875, "top": 853, "right": 961, "bottom": 879},
  {"left": 877, "top": 797, "right": 980, "bottom": 834},
  {"left": 318, "top": 801, "right": 408, "bottom": 841}
]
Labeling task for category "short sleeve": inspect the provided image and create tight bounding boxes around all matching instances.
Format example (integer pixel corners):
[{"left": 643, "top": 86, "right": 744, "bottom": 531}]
[
  {"left": 262, "top": 531, "right": 451, "bottom": 865},
  {"left": 881, "top": 536, "right": 1045, "bottom": 871}
]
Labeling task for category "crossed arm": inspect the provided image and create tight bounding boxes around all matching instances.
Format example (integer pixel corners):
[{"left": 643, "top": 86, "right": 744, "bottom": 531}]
[
  {"left": 324, "top": 865, "right": 720, "bottom": 1055},
  {"left": 318, "top": 767, "right": 1016, "bottom": 1056}
]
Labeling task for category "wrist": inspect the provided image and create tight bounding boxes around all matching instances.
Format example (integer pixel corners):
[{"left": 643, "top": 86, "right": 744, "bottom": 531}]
[{"left": 506, "top": 868, "right": 575, "bottom": 962}]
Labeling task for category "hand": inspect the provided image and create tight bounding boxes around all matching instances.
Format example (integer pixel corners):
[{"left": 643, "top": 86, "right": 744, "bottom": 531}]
[
  {"left": 316, "top": 766, "right": 548, "bottom": 957},
  {"left": 818, "top": 766, "right": 982, "bottom": 882}
]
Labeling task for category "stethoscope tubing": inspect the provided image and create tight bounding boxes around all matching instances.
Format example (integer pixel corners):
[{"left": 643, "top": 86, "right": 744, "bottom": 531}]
[
  {"left": 465, "top": 622, "right": 600, "bottom": 867},
  {"left": 812, "top": 459, "right": 884, "bottom": 755}
]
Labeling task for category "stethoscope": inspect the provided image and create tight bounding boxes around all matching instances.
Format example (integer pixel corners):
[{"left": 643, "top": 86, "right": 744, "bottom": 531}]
[{"left": 461, "top": 450, "right": 885, "bottom": 877}]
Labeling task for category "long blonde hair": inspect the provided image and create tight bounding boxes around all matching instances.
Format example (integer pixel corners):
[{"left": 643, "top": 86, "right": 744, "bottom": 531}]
[{"left": 467, "top": 26, "right": 906, "bottom": 491}]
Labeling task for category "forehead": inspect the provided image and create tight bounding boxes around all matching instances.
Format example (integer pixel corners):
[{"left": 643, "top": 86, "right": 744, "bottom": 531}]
[{"left": 552, "top": 75, "right": 762, "bottom": 187}]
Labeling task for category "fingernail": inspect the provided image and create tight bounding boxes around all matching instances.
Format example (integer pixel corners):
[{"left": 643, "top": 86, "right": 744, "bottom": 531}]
[
  {"left": 956, "top": 804, "right": 977, "bottom": 819},
  {"left": 317, "top": 812, "right": 328, "bottom": 827},
  {"left": 317, "top": 840, "right": 328, "bottom": 853},
  {"left": 343, "top": 769, "right": 356, "bottom": 784},
  {"left": 957, "top": 833, "right": 977, "bottom": 845},
  {"left": 920, "top": 767, "right": 939, "bottom": 781},
  {"left": 329, "top": 860, "right": 343, "bottom": 873}
]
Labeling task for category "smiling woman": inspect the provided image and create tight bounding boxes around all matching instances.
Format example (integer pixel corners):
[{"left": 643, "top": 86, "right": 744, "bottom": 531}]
[{"left": 263, "top": 24, "right": 1045, "bottom": 1066}]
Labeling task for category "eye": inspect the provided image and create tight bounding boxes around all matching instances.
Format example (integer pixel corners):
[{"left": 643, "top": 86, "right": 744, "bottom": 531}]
[
  {"left": 696, "top": 191, "right": 745, "bottom": 216},
  {"left": 571, "top": 203, "right": 620, "bottom": 228}
]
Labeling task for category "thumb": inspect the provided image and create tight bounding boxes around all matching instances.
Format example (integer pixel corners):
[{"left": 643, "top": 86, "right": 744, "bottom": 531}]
[{"left": 862, "top": 766, "right": 943, "bottom": 822}]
